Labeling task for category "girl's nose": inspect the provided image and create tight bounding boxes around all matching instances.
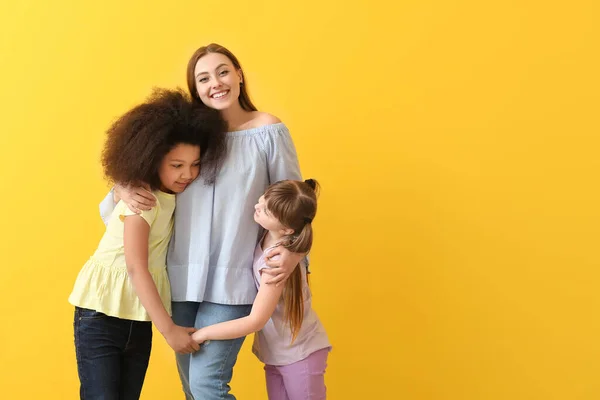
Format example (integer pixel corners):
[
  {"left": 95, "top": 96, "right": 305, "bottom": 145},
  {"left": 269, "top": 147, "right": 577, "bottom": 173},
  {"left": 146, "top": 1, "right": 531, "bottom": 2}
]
[{"left": 182, "top": 167, "right": 193, "bottom": 179}]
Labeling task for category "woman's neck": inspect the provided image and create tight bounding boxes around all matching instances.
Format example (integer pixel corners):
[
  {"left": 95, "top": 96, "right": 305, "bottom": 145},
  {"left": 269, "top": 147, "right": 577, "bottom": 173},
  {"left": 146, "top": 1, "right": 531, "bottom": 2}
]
[{"left": 221, "top": 102, "right": 254, "bottom": 132}]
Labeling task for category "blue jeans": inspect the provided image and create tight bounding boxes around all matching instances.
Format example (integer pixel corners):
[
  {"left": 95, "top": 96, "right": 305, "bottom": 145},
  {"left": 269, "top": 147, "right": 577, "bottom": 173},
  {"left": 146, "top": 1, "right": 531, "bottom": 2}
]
[
  {"left": 172, "top": 301, "right": 252, "bottom": 400},
  {"left": 73, "top": 307, "right": 152, "bottom": 400}
]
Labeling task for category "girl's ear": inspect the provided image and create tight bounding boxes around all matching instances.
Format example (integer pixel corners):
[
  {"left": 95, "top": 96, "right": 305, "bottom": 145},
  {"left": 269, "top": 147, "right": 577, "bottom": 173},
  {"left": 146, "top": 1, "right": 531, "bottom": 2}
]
[{"left": 281, "top": 227, "right": 295, "bottom": 236}]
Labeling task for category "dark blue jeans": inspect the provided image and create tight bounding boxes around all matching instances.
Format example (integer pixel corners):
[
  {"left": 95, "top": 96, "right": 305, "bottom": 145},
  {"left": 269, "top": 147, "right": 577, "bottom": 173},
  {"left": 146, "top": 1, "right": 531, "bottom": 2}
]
[{"left": 73, "top": 307, "right": 152, "bottom": 400}]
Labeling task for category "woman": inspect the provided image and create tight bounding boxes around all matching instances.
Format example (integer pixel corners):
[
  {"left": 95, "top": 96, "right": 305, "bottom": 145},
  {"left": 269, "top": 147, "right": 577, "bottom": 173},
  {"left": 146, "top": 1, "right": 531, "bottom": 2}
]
[{"left": 100, "top": 43, "right": 304, "bottom": 399}]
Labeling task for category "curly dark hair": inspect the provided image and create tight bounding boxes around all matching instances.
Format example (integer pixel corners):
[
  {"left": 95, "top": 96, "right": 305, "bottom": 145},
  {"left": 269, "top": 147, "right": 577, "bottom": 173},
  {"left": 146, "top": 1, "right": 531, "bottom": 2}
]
[{"left": 101, "top": 88, "right": 227, "bottom": 189}]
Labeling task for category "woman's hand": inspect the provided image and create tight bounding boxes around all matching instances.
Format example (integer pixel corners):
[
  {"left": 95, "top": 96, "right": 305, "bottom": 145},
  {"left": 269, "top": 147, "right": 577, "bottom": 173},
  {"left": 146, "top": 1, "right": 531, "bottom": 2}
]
[
  {"left": 115, "top": 183, "right": 156, "bottom": 214},
  {"left": 263, "top": 247, "right": 304, "bottom": 285},
  {"left": 163, "top": 324, "right": 200, "bottom": 354}
]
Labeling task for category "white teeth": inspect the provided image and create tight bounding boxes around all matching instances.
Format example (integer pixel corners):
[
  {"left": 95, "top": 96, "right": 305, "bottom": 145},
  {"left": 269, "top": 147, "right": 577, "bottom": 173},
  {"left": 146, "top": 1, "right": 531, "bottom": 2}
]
[{"left": 212, "top": 91, "right": 228, "bottom": 99}]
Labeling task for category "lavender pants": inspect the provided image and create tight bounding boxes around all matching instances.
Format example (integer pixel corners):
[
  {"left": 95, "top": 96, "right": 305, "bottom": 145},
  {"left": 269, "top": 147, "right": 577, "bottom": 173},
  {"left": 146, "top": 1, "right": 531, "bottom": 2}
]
[{"left": 264, "top": 348, "right": 330, "bottom": 400}]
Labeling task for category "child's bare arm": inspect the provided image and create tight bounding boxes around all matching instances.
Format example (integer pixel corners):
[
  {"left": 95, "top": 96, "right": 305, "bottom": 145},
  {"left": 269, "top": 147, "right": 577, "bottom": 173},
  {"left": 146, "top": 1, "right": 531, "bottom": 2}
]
[
  {"left": 192, "top": 272, "right": 284, "bottom": 343},
  {"left": 123, "top": 215, "right": 198, "bottom": 354}
]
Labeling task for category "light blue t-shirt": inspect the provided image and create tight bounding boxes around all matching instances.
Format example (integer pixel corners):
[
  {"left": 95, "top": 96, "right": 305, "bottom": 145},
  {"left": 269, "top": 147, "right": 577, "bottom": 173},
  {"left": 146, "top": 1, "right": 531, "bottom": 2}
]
[{"left": 100, "top": 123, "right": 301, "bottom": 305}]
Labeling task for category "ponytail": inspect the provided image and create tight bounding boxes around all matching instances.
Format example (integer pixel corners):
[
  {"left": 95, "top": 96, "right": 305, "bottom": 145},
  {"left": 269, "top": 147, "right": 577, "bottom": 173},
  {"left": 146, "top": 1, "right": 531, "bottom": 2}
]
[{"left": 263, "top": 179, "right": 320, "bottom": 343}]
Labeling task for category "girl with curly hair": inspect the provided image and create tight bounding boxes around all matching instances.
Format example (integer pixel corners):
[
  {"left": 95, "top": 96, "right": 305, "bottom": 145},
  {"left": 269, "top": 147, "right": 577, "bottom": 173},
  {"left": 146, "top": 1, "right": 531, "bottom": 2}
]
[{"left": 69, "top": 88, "right": 227, "bottom": 400}]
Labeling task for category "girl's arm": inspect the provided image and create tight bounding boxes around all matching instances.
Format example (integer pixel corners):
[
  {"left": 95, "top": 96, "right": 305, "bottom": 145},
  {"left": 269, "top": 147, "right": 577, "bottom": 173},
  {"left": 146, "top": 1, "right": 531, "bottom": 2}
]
[
  {"left": 192, "top": 271, "right": 284, "bottom": 343},
  {"left": 123, "top": 215, "right": 199, "bottom": 354}
]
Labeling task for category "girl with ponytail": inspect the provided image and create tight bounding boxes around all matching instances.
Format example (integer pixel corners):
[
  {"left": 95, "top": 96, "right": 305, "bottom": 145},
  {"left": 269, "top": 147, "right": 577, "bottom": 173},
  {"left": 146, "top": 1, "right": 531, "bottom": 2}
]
[{"left": 192, "top": 179, "right": 331, "bottom": 400}]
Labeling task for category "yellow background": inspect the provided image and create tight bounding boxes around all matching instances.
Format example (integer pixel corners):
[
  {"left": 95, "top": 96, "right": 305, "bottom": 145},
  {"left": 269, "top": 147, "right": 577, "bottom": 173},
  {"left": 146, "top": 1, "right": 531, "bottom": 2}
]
[{"left": 1, "top": 1, "right": 598, "bottom": 399}]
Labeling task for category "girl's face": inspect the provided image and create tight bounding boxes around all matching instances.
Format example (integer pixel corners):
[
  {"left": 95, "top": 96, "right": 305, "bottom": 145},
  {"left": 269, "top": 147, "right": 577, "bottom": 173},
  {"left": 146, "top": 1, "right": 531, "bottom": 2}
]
[
  {"left": 193, "top": 52, "right": 243, "bottom": 111},
  {"left": 158, "top": 144, "right": 201, "bottom": 194},
  {"left": 254, "top": 195, "right": 294, "bottom": 235}
]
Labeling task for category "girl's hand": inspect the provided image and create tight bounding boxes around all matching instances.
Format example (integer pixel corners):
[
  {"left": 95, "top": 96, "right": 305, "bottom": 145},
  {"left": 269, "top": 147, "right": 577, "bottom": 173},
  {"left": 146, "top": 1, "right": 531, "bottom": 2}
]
[
  {"left": 191, "top": 328, "right": 208, "bottom": 345},
  {"left": 115, "top": 183, "right": 156, "bottom": 214},
  {"left": 163, "top": 325, "right": 200, "bottom": 354},
  {"left": 263, "top": 246, "right": 304, "bottom": 285}
]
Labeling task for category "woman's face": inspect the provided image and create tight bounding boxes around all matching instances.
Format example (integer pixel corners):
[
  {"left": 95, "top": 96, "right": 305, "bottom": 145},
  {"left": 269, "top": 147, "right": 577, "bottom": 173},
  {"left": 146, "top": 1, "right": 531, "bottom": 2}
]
[{"left": 193, "top": 52, "right": 243, "bottom": 111}]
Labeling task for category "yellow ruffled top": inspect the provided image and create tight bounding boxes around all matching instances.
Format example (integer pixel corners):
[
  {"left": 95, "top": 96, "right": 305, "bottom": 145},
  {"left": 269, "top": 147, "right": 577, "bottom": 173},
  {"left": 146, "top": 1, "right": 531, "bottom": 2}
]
[{"left": 69, "top": 191, "right": 175, "bottom": 321}]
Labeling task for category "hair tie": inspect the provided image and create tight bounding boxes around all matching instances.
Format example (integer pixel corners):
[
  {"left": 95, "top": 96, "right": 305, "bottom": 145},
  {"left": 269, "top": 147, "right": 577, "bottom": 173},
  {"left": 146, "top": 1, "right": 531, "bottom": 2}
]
[
  {"left": 304, "top": 179, "right": 316, "bottom": 190},
  {"left": 304, "top": 217, "right": 313, "bottom": 224}
]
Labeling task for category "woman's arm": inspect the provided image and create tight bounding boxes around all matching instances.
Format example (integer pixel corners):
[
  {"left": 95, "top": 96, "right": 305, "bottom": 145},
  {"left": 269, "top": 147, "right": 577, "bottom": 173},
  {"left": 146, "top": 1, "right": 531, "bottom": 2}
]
[
  {"left": 261, "top": 122, "right": 304, "bottom": 284},
  {"left": 263, "top": 249, "right": 305, "bottom": 285},
  {"left": 265, "top": 122, "right": 301, "bottom": 184},
  {"left": 192, "top": 272, "right": 284, "bottom": 343},
  {"left": 99, "top": 189, "right": 117, "bottom": 225},
  {"left": 123, "top": 215, "right": 199, "bottom": 354},
  {"left": 99, "top": 185, "right": 157, "bottom": 225}
]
